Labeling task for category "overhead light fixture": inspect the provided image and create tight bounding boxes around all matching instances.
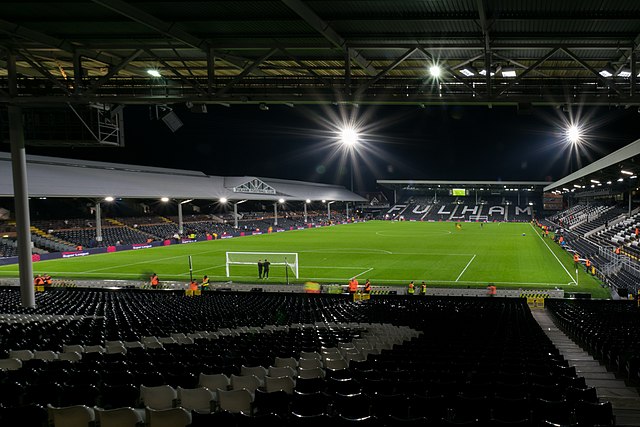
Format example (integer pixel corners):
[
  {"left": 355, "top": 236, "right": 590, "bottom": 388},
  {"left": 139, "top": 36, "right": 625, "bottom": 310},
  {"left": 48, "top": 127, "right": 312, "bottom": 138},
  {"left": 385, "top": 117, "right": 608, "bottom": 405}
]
[
  {"left": 621, "top": 170, "right": 633, "bottom": 175},
  {"left": 573, "top": 184, "right": 582, "bottom": 188},
  {"left": 459, "top": 66, "right": 477, "bottom": 77},
  {"left": 278, "top": 198, "right": 285, "bottom": 204},
  {"left": 479, "top": 66, "right": 500, "bottom": 77},
  {"left": 618, "top": 178, "right": 624, "bottom": 182},
  {"left": 104, "top": 196, "right": 114, "bottom": 202},
  {"left": 160, "top": 197, "right": 169, "bottom": 202},
  {"left": 429, "top": 65, "right": 442, "bottom": 78},
  {"left": 599, "top": 65, "right": 615, "bottom": 78},
  {"left": 632, "top": 175, "right": 638, "bottom": 179},
  {"left": 147, "top": 69, "right": 161, "bottom": 77},
  {"left": 617, "top": 67, "right": 632, "bottom": 78},
  {"left": 219, "top": 197, "right": 227, "bottom": 203},
  {"left": 501, "top": 66, "right": 517, "bottom": 78},
  {"left": 590, "top": 179, "right": 600, "bottom": 184},
  {"left": 606, "top": 181, "right": 612, "bottom": 185},
  {"left": 305, "top": 199, "right": 311, "bottom": 203},
  {"left": 259, "top": 103, "right": 269, "bottom": 111}
]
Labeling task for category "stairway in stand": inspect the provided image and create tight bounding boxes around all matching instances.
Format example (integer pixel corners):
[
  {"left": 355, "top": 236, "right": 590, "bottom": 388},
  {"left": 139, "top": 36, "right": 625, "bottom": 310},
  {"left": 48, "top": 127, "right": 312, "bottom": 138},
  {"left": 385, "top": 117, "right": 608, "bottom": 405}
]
[{"left": 531, "top": 308, "right": 640, "bottom": 426}]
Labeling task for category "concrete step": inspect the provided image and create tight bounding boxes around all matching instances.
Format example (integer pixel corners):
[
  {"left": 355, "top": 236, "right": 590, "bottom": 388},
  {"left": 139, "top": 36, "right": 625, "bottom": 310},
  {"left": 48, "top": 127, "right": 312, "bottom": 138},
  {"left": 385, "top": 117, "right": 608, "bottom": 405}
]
[{"left": 531, "top": 308, "right": 640, "bottom": 426}]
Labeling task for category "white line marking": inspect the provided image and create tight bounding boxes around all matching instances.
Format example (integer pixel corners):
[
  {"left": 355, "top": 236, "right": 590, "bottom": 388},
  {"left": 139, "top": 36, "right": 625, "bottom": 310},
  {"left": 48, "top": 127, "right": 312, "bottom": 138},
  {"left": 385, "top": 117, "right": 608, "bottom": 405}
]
[
  {"left": 529, "top": 223, "right": 576, "bottom": 284},
  {"left": 351, "top": 268, "right": 373, "bottom": 279},
  {"left": 455, "top": 254, "right": 476, "bottom": 282}
]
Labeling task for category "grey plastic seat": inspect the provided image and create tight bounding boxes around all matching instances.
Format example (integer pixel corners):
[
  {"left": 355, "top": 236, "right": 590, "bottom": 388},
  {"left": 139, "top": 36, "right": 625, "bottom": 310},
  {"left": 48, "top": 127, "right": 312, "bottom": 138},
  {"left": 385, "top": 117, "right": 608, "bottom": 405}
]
[
  {"left": 47, "top": 404, "right": 95, "bottom": 427},
  {"left": 139, "top": 384, "right": 177, "bottom": 410},
  {"left": 177, "top": 386, "right": 215, "bottom": 413},
  {"left": 94, "top": 406, "right": 142, "bottom": 427},
  {"left": 145, "top": 407, "right": 191, "bottom": 427}
]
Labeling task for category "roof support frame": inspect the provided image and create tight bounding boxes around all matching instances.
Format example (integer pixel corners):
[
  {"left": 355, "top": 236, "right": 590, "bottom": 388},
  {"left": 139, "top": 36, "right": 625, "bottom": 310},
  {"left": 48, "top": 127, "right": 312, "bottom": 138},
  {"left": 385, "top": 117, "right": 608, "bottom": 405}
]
[
  {"left": 477, "top": 0, "right": 493, "bottom": 98},
  {"left": 216, "top": 48, "right": 278, "bottom": 97},
  {"left": 145, "top": 49, "right": 208, "bottom": 96},
  {"left": 19, "top": 51, "right": 71, "bottom": 95},
  {"left": 85, "top": 49, "right": 143, "bottom": 94},
  {"left": 354, "top": 47, "right": 418, "bottom": 96},
  {"left": 280, "top": 0, "right": 377, "bottom": 76},
  {"left": 497, "top": 47, "right": 560, "bottom": 97},
  {"left": 561, "top": 47, "right": 623, "bottom": 96}
]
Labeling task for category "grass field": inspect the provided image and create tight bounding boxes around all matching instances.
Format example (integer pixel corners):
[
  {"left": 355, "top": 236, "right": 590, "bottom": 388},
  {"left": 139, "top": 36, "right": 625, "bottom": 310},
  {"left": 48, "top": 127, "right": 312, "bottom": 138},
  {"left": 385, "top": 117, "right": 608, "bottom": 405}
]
[{"left": 0, "top": 221, "right": 609, "bottom": 298}]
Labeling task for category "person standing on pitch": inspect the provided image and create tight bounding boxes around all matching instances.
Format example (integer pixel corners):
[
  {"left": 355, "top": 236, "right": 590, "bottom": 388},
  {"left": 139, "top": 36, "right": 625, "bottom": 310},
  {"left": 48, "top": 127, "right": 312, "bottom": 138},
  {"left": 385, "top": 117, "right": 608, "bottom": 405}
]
[
  {"left": 263, "top": 259, "right": 270, "bottom": 279},
  {"left": 258, "top": 259, "right": 264, "bottom": 279}
]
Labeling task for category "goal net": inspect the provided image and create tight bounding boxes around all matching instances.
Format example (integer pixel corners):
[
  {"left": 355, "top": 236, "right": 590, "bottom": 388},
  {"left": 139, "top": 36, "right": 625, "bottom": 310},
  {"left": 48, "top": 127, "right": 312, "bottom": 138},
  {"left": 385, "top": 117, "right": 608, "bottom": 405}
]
[{"left": 225, "top": 252, "right": 299, "bottom": 278}]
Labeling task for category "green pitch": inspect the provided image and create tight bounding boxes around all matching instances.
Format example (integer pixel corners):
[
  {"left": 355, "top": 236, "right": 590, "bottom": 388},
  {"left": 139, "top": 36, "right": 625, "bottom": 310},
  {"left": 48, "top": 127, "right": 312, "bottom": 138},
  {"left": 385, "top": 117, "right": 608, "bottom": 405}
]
[{"left": 0, "top": 221, "right": 608, "bottom": 298}]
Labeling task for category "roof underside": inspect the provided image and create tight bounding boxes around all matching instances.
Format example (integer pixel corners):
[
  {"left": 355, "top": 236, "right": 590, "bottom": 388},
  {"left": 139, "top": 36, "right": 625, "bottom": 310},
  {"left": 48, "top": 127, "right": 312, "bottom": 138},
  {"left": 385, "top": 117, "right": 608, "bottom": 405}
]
[
  {"left": 0, "top": 152, "right": 366, "bottom": 202},
  {"left": 2, "top": 1, "right": 640, "bottom": 106}
]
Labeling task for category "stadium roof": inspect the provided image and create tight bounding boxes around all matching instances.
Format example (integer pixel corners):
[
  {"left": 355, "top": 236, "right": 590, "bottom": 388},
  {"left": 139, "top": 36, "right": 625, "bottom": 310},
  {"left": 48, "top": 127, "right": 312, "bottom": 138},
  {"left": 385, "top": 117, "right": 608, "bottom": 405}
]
[
  {"left": 544, "top": 137, "right": 640, "bottom": 194},
  {"left": 377, "top": 180, "right": 549, "bottom": 191},
  {"left": 0, "top": 152, "right": 365, "bottom": 202},
  {"left": 2, "top": 1, "right": 640, "bottom": 107}
]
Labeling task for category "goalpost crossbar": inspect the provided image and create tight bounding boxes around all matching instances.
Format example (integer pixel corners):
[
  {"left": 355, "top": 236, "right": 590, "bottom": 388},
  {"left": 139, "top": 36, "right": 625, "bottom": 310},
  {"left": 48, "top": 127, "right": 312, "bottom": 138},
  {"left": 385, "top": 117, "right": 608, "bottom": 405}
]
[{"left": 225, "top": 252, "right": 299, "bottom": 278}]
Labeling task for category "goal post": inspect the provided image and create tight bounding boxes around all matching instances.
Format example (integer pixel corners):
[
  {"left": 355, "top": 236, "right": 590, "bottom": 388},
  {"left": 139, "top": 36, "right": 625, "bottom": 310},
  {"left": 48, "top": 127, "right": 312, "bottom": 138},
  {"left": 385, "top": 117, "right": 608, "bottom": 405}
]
[{"left": 225, "top": 252, "right": 299, "bottom": 278}]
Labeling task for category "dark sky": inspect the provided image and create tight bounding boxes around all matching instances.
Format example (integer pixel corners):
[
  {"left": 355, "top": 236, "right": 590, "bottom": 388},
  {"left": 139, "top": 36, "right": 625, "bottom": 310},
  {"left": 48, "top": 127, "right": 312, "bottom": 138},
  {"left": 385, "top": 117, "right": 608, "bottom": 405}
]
[{"left": 22, "top": 103, "right": 640, "bottom": 193}]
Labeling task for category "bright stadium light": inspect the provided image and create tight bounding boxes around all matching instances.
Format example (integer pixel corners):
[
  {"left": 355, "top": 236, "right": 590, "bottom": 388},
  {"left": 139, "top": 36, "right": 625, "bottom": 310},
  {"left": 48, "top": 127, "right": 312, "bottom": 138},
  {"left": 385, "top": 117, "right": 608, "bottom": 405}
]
[
  {"left": 278, "top": 198, "right": 285, "bottom": 204},
  {"left": 220, "top": 197, "right": 228, "bottom": 203},
  {"left": 621, "top": 170, "right": 633, "bottom": 175},
  {"left": 340, "top": 126, "right": 359, "bottom": 147},
  {"left": 305, "top": 199, "right": 311, "bottom": 204},
  {"left": 429, "top": 65, "right": 442, "bottom": 78},
  {"left": 147, "top": 69, "right": 161, "bottom": 77},
  {"left": 160, "top": 197, "right": 169, "bottom": 202},
  {"left": 104, "top": 196, "right": 114, "bottom": 202},
  {"left": 567, "top": 125, "right": 581, "bottom": 144}
]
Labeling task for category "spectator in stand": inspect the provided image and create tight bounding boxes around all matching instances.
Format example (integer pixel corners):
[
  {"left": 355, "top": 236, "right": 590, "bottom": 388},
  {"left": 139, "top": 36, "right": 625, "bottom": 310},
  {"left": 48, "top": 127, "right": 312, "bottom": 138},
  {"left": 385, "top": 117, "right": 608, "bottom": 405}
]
[
  {"left": 364, "top": 279, "right": 371, "bottom": 294},
  {"left": 43, "top": 273, "right": 52, "bottom": 286}
]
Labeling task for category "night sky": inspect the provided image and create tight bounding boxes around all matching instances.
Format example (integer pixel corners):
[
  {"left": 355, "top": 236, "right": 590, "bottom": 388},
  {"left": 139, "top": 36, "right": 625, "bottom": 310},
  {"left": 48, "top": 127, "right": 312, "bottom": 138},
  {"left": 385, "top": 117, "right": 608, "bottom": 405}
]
[{"left": 20, "top": 103, "right": 640, "bottom": 193}]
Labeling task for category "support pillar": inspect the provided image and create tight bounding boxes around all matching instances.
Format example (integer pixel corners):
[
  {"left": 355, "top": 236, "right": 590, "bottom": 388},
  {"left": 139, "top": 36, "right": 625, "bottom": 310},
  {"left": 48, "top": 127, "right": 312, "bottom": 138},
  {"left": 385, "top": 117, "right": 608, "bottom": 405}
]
[
  {"left": 234, "top": 203, "right": 239, "bottom": 229},
  {"left": 629, "top": 190, "right": 633, "bottom": 216},
  {"left": 303, "top": 202, "right": 308, "bottom": 223},
  {"left": 9, "top": 105, "right": 35, "bottom": 308},
  {"left": 95, "top": 202, "right": 103, "bottom": 242},
  {"left": 274, "top": 202, "right": 278, "bottom": 226},
  {"left": 346, "top": 202, "right": 349, "bottom": 220},
  {"left": 178, "top": 202, "right": 184, "bottom": 235}
]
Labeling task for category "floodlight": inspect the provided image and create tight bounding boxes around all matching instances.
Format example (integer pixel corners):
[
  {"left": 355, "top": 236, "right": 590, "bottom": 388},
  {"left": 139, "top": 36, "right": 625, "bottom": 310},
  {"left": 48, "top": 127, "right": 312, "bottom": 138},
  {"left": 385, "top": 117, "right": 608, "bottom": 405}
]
[
  {"left": 621, "top": 170, "right": 633, "bottom": 175},
  {"left": 479, "top": 66, "right": 498, "bottom": 76},
  {"left": 429, "top": 65, "right": 442, "bottom": 78},
  {"left": 305, "top": 199, "right": 311, "bottom": 203},
  {"left": 340, "top": 127, "right": 359, "bottom": 147},
  {"left": 501, "top": 67, "right": 517, "bottom": 78},
  {"left": 459, "top": 66, "right": 477, "bottom": 77},
  {"left": 104, "top": 196, "right": 114, "bottom": 202},
  {"left": 607, "top": 181, "right": 612, "bottom": 185},
  {"left": 617, "top": 67, "right": 632, "bottom": 78},
  {"left": 147, "top": 69, "right": 161, "bottom": 77},
  {"left": 220, "top": 197, "right": 227, "bottom": 203},
  {"left": 599, "top": 65, "right": 615, "bottom": 78},
  {"left": 618, "top": 178, "right": 624, "bottom": 182},
  {"left": 567, "top": 125, "right": 581, "bottom": 143},
  {"left": 322, "top": 200, "right": 326, "bottom": 203},
  {"left": 573, "top": 184, "right": 581, "bottom": 188},
  {"left": 278, "top": 198, "right": 285, "bottom": 203},
  {"left": 160, "top": 197, "right": 169, "bottom": 202},
  {"left": 161, "top": 110, "right": 183, "bottom": 132}
]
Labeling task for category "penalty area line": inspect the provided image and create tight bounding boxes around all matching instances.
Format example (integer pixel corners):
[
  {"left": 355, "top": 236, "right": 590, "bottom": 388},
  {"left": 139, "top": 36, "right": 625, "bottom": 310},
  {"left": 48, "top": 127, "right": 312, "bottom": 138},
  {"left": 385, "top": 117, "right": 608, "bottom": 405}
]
[
  {"left": 455, "top": 254, "right": 476, "bottom": 282},
  {"left": 351, "top": 268, "right": 373, "bottom": 280}
]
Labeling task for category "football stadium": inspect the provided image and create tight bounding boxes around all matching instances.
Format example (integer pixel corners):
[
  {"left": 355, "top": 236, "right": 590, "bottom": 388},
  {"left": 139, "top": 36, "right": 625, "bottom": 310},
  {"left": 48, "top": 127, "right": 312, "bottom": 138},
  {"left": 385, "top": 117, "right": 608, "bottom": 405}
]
[{"left": 1, "top": 2, "right": 640, "bottom": 426}]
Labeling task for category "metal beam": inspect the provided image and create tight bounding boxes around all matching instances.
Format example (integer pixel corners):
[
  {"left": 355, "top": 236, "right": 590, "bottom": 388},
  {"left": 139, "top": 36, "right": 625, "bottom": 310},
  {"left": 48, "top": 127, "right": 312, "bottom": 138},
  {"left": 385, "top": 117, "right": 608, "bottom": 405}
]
[
  {"left": 355, "top": 48, "right": 418, "bottom": 95},
  {"left": 216, "top": 49, "right": 278, "bottom": 96},
  {"left": 281, "top": 0, "right": 377, "bottom": 76},
  {"left": 0, "top": 18, "right": 148, "bottom": 77},
  {"left": 419, "top": 48, "right": 479, "bottom": 97},
  {"left": 90, "top": 0, "right": 268, "bottom": 77},
  {"left": 278, "top": 47, "right": 333, "bottom": 88},
  {"left": 477, "top": 0, "right": 492, "bottom": 98},
  {"left": 145, "top": 50, "right": 208, "bottom": 96},
  {"left": 497, "top": 48, "right": 560, "bottom": 96},
  {"left": 561, "top": 48, "right": 623, "bottom": 96},
  {"left": 86, "top": 49, "right": 143, "bottom": 93},
  {"left": 19, "top": 52, "right": 71, "bottom": 94}
]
